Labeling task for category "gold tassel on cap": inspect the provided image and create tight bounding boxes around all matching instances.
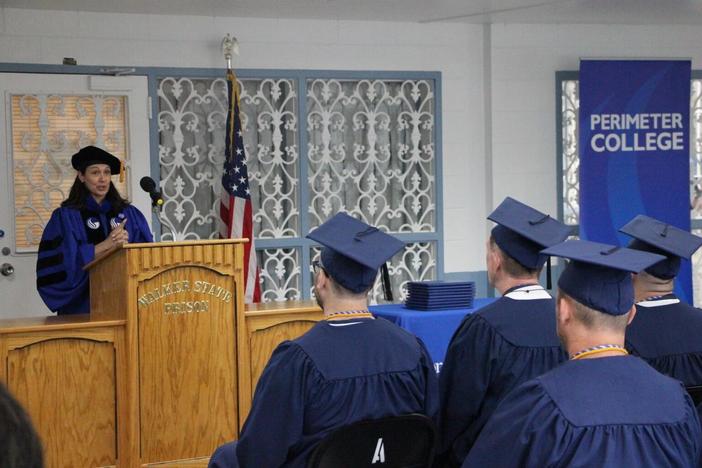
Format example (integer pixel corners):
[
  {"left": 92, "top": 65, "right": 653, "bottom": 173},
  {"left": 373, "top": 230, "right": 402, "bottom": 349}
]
[{"left": 119, "top": 159, "right": 125, "bottom": 183}]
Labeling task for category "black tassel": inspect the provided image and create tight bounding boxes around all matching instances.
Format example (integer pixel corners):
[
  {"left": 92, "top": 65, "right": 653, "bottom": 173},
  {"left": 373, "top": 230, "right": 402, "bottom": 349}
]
[{"left": 381, "top": 263, "right": 393, "bottom": 302}]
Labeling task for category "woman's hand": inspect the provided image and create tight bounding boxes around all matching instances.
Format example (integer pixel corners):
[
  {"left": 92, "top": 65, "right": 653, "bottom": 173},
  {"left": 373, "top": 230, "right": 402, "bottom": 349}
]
[
  {"left": 111, "top": 218, "right": 129, "bottom": 245},
  {"left": 95, "top": 218, "right": 129, "bottom": 256}
]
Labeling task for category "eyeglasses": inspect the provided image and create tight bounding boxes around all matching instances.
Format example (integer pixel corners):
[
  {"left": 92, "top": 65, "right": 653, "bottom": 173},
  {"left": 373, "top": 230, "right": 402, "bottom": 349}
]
[{"left": 312, "top": 260, "right": 327, "bottom": 275}]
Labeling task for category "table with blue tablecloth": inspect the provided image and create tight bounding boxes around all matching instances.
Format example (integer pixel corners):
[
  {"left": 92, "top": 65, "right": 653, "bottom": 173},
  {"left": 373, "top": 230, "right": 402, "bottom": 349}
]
[{"left": 369, "top": 298, "right": 496, "bottom": 373}]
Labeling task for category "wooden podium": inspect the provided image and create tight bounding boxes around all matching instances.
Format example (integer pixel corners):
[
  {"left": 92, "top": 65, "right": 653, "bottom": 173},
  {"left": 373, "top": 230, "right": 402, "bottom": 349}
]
[
  {"left": 88, "top": 239, "right": 247, "bottom": 466},
  {"left": 0, "top": 240, "right": 323, "bottom": 467}
]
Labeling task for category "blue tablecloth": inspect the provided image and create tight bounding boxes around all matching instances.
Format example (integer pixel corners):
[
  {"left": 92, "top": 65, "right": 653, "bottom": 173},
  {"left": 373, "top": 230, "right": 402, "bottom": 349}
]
[{"left": 370, "top": 298, "right": 496, "bottom": 373}]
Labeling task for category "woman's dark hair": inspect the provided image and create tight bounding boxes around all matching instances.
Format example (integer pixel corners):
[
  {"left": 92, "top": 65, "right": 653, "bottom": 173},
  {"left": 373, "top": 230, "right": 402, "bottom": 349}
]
[{"left": 61, "top": 175, "right": 130, "bottom": 211}]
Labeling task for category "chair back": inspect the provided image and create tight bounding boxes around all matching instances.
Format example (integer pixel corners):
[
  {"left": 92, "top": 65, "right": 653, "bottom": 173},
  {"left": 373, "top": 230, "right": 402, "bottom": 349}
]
[
  {"left": 687, "top": 385, "right": 702, "bottom": 406},
  {"left": 307, "top": 413, "right": 437, "bottom": 468}
]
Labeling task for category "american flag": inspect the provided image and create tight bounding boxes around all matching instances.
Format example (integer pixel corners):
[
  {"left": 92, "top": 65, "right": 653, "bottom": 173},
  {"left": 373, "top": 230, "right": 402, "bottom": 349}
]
[{"left": 220, "top": 70, "right": 261, "bottom": 303}]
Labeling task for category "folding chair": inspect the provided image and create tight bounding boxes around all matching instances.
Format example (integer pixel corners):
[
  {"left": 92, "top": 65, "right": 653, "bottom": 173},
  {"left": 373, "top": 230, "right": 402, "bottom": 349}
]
[{"left": 307, "top": 413, "right": 437, "bottom": 468}]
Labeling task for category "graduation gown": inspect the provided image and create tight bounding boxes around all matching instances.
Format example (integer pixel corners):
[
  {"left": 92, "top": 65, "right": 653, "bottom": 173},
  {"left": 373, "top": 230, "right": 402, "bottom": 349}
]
[
  {"left": 36, "top": 197, "right": 152, "bottom": 314},
  {"left": 626, "top": 294, "right": 702, "bottom": 387},
  {"left": 438, "top": 284, "right": 568, "bottom": 466},
  {"left": 463, "top": 356, "right": 702, "bottom": 468},
  {"left": 209, "top": 317, "right": 439, "bottom": 468}
]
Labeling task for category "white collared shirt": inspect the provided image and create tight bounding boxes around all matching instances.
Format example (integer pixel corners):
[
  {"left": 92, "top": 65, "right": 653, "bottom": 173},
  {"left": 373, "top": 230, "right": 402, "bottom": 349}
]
[
  {"left": 504, "top": 284, "right": 552, "bottom": 301},
  {"left": 636, "top": 295, "right": 680, "bottom": 308}
]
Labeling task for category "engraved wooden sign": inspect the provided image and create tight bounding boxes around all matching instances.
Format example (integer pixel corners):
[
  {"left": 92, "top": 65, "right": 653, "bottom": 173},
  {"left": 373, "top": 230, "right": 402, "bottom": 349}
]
[{"left": 137, "top": 266, "right": 237, "bottom": 462}]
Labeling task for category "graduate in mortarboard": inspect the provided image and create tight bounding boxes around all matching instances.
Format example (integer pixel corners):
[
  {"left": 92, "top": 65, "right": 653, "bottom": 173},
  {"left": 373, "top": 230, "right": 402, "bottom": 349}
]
[
  {"left": 208, "top": 212, "right": 438, "bottom": 468},
  {"left": 438, "top": 197, "right": 571, "bottom": 467},
  {"left": 36, "top": 146, "right": 152, "bottom": 314},
  {"left": 620, "top": 215, "right": 702, "bottom": 388},
  {"left": 463, "top": 239, "right": 702, "bottom": 468}
]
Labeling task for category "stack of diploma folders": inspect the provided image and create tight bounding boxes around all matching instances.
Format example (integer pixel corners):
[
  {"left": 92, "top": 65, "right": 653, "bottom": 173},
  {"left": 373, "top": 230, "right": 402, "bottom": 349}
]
[{"left": 404, "top": 281, "right": 475, "bottom": 311}]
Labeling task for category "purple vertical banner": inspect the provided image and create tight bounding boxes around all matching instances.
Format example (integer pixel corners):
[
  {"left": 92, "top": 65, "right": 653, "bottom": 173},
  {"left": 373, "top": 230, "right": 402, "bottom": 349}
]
[{"left": 579, "top": 59, "right": 692, "bottom": 302}]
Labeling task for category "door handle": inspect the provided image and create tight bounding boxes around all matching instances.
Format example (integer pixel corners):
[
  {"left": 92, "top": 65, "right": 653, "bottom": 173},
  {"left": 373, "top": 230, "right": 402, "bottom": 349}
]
[{"left": 0, "top": 263, "right": 14, "bottom": 277}]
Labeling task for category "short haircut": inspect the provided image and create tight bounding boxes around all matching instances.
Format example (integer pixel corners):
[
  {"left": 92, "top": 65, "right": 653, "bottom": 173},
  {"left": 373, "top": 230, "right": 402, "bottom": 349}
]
[
  {"left": 489, "top": 236, "right": 543, "bottom": 279},
  {"left": 0, "top": 383, "right": 43, "bottom": 467},
  {"left": 558, "top": 289, "right": 629, "bottom": 332}
]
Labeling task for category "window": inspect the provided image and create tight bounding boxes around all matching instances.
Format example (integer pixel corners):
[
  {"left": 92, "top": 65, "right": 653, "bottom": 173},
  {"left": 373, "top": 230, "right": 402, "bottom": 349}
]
[
  {"left": 556, "top": 72, "right": 702, "bottom": 305},
  {"left": 156, "top": 70, "right": 443, "bottom": 303},
  {"left": 10, "top": 94, "right": 129, "bottom": 252}
]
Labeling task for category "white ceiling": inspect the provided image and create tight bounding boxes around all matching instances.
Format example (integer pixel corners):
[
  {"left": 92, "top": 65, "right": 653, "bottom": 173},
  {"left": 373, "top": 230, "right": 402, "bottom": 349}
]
[{"left": 3, "top": 0, "right": 702, "bottom": 24}]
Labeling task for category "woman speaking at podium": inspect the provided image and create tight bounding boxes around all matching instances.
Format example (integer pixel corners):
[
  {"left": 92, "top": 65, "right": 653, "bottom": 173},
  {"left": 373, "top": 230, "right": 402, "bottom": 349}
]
[{"left": 36, "top": 146, "right": 153, "bottom": 315}]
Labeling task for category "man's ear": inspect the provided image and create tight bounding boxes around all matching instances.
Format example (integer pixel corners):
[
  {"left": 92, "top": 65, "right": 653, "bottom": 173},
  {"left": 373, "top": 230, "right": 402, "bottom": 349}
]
[
  {"left": 489, "top": 247, "right": 501, "bottom": 272},
  {"left": 557, "top": 294, "right": 573, "bottom": 325},
  {"left": 315, "top": 268, "right": 330, "bottom": 290}
]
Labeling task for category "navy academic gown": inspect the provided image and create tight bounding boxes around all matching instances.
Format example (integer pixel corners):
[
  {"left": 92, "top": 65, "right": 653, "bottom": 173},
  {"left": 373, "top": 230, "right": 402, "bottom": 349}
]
[
  {"left": 626, "top": 294, "right": 702, "bottom": 387},
  {"left": 208, "top": 317, "right": 439, "bottom": 468},
  {"left": 36, "top": 197, "right": 152, "bottom": 314},
  {"left": 463, "top": 356, "right": 702, "bottom": 468},
  {"left": 438, "top": 284, "right": 568, "bottom": 467}
]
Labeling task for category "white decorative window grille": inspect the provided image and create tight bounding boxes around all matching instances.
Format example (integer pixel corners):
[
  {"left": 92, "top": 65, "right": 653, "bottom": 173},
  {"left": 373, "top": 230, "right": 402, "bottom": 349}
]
[
  {"left": 258, "top": 247, "right": 301, "bottom": 302},
  {"left": 10, "top": 94, "right": 129, "bottom": 252},
  {"left": 157, "top": 77, "right": 298, "bottom": 241},
  {"left": 560, "top": 80, "right": 579, "bottom": 227},
  {"left": 558, "top": 75, "right": 702, "bottom": 305},
  {"left": 690, "top": 81, "right": 702, "bottom": 220},
  {"left": 156, "top": 72, "right": 440, "bottom": 302},
  {"left": 307, "top": 79, "right": 435, "bottom": 231}
]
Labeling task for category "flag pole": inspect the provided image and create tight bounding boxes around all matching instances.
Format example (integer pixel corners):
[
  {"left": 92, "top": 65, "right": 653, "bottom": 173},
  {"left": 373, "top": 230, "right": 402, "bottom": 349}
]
[{"left": 219, "top": 33, "right": 261, "bottom": 302}]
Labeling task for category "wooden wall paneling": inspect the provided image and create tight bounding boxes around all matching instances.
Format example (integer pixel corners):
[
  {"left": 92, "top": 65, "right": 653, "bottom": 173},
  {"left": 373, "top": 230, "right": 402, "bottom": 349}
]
[{"left": 4, "top": 328, "right": 120, "bottom": 468}]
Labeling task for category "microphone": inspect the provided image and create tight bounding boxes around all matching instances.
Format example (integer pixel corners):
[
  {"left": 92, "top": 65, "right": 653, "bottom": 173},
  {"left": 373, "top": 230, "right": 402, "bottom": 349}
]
[{"left": 139, "top": 176, "right": 164, "bottom": 208}]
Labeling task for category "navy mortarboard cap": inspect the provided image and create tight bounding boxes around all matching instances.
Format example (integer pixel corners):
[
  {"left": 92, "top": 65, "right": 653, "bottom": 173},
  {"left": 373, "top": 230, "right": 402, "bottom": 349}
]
[
  {"left": 619, "top": 215, "right": 702, "bottom": 280},
  {"left": 71, "top": 146, "right": 123, "bottom": 180},
  {"left": 488, "top": 197, "right": 571, "bottom": 270},
  {"left": 543, "top": 239, "right": 666, "bottom": 316},
  {"left": 306, "top": 212, "right": 405, "bottom": 294}
]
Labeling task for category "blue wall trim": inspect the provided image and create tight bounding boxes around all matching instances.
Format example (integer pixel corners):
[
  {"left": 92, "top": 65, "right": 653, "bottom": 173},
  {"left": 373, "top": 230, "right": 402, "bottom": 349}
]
[
  {"left": 0, "top": 63, "right": 442, "bottom": 81},
  {"left": 434, "top": 71, "right": 445, "bottom": 280}
]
